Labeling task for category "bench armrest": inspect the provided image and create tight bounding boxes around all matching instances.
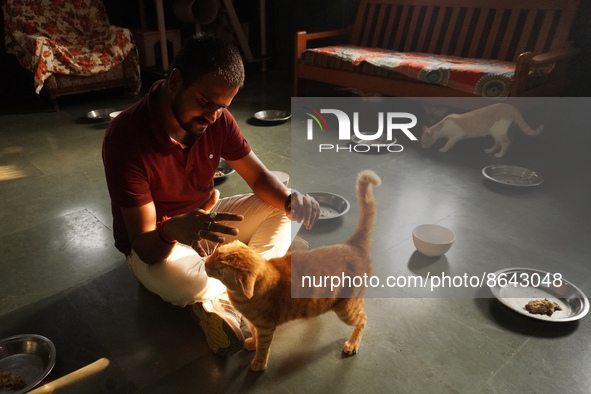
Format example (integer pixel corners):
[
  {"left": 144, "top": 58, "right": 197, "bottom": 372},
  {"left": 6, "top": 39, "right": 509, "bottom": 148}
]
[
  {"left": 528, "top": 48, "right": 580, "bottom": 67},
  {"left": 511, "top": 46, "right": 579, "bottom": 95},
  {"left": 295, "top": 28, "right": 350, "bottom": 60},
  {"left": 297, "top": 28, "right": 349, "bottom": 41}
]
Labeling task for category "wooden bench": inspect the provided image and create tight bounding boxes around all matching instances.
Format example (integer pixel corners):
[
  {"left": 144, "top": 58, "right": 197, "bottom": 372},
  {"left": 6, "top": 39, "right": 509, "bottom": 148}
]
[{"left": 294, "top": 0, "right": 580, "bottom": 97}]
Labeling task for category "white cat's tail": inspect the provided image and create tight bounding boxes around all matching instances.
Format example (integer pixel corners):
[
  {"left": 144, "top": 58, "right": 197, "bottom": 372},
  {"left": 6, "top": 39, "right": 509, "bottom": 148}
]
[
  {"left": 346, "top": 170, "right": 381, "bottom": 253},
  {"left": 513, "top": 107, "right": 543, "bottom": 136}
]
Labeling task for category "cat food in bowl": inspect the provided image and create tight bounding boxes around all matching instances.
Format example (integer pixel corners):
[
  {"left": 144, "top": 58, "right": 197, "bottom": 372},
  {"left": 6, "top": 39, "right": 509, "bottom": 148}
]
[
  {"left": 307, "top": 192, "right": 350, "bottom": 219},
  {"left": 412, "top": 224, "right": 455, "bottom": 257},
  {"left": 214, "top": 158, "right": 235, "bottom": 180},
  {"left": 0, "top": 334, "right": 56, "bottom": 392}
]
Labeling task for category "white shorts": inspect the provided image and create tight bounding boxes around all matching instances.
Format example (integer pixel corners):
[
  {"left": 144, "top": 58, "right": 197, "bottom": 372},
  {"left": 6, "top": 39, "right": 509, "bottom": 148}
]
[{"left": 126, "top": 193, "right": 297, "bottom": 306}]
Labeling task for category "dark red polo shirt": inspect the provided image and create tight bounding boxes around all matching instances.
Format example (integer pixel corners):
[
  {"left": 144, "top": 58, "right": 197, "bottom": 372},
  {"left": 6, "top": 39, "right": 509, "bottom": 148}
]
[{"left": 102, "top": 80, "right": 251, "bottom": 255}]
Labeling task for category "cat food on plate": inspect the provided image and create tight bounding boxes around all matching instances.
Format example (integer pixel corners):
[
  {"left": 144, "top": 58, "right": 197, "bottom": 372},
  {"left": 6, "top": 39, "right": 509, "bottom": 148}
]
[
  {"left": 525, "top": 298, "right": 563, "bottom": 316},
  {"left": 489, "top": 267, "right": 589, "bottom": 322},
  {"left": 0, "top": 370, "right": 26, "bottom": 390}
]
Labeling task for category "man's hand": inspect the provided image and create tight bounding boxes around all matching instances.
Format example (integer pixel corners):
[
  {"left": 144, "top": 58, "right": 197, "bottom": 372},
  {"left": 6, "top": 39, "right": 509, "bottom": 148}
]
[
  {"left": 162, "top": 203, "right": 243, "bottom": 257},
  {"left": 286, "top": 191, "right": 320, "bottom": 230}
]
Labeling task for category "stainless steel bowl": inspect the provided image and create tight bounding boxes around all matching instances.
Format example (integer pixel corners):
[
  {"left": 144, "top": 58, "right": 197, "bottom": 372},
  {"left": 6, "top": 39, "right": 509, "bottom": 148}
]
[
  {"left": 214, "top": 158, "right": 236, "bottom": 180},
  {"left": 482, "top": 165, "right": 544, "bottom": 186},
  {"left": 85, "top": 108, "right": 116, "bottom": 121},
  {"left": 254, "top": 110, "right": 292, "bottom": 122},
  {"left": 489, "top": 267, "right": 589, "bottom": 322},
  {"left": 0, "top": 334, "right": 56, "bottom": 393},
  {"left": 308, "top": 192, "right": 350, "bottom": 219}
]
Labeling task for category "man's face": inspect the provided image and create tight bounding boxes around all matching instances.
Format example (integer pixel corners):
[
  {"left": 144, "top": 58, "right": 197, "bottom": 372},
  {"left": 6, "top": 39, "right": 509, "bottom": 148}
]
[{"left": 170, "top": 72, "right": 240, "bottom": 137}]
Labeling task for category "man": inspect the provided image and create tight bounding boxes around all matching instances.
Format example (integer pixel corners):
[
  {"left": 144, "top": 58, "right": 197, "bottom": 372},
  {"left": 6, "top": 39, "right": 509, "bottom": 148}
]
[{"left": 103, "top": 34, "right": 319, "bottom": 356}]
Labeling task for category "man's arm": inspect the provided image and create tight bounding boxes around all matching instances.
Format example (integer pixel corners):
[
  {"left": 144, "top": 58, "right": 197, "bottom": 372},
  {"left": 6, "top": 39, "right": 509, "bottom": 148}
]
[
  {"left": 227, "top": 151, "right": 319, "bottom": 229},
  {"left": 121, "top": 202, "right": 174, "bottom": 264}
]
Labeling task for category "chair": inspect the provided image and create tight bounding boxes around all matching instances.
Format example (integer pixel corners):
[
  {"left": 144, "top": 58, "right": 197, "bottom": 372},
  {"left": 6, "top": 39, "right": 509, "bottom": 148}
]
[{"left": 2, "top": 0, "right": 141, "bottom": 110}]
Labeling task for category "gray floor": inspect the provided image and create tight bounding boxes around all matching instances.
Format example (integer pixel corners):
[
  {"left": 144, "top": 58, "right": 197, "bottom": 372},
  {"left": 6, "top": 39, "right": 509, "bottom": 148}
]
[{"left": 1, "top": 71, "right": 590, "bottom": 394}]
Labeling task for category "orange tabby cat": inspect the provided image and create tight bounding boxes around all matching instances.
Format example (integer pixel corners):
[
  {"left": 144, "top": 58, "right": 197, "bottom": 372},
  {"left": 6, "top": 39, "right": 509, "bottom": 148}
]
[
  {"left": 420, "top": 103, "right": 543, "bottom": 157},
  {"left": 205, "top": 170, "right": 381, "bottom": 371}
]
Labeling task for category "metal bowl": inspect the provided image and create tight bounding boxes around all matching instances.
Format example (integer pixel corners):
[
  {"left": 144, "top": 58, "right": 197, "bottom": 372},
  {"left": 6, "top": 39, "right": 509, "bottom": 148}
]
[
  {"left": 254, "top": 110, "right": 291, "bottom": 122},
  {"left": 489, "top": 267, "right": 589, "bottom": 322},
  {"left": 482, "top": 165, "right": 544, "bottom": 187},
  {"left": 0, "top": 334, "right": 56, "bottom": 393},
  {"left": 214, "top": 158, "right": 235, "bottom": 180},
  {"left": 85, "top": 108, "right": 116, "bottom": 121},
  {"left": 308, "top": 192, "right": 350, "bottom": 220}
]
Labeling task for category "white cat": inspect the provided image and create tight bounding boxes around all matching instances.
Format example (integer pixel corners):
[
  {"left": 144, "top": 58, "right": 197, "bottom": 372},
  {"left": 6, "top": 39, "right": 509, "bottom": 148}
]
[{"left": 420, "top": 103, "right": 543, "bottom": 157}]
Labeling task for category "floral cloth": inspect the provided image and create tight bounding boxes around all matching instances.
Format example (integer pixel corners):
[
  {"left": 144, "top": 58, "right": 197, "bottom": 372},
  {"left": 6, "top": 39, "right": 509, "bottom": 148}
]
[
  {"left": 301, "top": 45, "right": 522, "bottom": 97},
  {"left": 3, "top": 0, "right": 136, "bottom": 94}
]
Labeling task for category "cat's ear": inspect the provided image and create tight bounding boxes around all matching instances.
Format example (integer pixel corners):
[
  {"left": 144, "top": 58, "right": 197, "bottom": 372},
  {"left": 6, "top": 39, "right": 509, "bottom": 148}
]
[
  {"left": 422, "top": 126, "right": 430, "bottom": 134},
  {"left": 238, "top": 272, "right": 255, "bottom": 299}
]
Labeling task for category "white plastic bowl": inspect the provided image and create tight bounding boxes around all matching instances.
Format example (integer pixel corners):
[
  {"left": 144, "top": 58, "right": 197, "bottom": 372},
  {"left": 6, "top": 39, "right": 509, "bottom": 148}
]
[
  {"left": 270, "top": 170, "right": 290, "bottom": 186},
  {"left": 109, "top": 110, "right": 122, "bottom": 121},
  {"left": 412, "top": 224, "right": 455, "bottom": 257}
]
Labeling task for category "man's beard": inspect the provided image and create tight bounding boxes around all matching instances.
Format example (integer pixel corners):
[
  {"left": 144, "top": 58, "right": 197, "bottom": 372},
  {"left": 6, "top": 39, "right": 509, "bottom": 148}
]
[{"left": 171, "top": 99, "right": 211, "bottom": 136}]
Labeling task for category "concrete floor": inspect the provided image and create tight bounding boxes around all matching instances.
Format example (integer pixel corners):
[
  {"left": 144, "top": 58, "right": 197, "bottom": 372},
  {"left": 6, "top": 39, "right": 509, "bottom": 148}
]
[{"left": 1, "top": 71, "right": 590, "bottom": 394}]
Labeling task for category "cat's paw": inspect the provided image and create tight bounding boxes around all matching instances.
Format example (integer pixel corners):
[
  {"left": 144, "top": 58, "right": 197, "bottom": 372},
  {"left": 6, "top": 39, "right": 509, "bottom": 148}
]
[
  {"left": 438, "top": 147, "right": 449, "bottom": 153},
  {"left": 342, "top": 341, "right": 359, "bottom": 356},
  {"left": 494, "top": 152, "right": 505, "bottom": 158},
  {"left": 244, "top": 337, "right": 256, "bottom": 351},
  {"left": 250, "top": 359, "right": 267, "bottom": 371}
]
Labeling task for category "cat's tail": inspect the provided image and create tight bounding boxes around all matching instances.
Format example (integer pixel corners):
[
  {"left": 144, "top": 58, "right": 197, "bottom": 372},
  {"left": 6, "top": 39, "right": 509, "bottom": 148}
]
[
  {"left": 514, "top": 108, "right": 543, "bottom": 136},
  {"left": 345, "top": 170, "right": 381, "bottom": 253}
]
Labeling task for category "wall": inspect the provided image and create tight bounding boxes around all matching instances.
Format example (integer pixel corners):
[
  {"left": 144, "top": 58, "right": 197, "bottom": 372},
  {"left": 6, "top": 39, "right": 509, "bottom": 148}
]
[
  {"left": 102, "top": 0, "right": 358, "bottom": 72},
  {"left": 266, "top": 0, "right": 358, "bottom": 70}
]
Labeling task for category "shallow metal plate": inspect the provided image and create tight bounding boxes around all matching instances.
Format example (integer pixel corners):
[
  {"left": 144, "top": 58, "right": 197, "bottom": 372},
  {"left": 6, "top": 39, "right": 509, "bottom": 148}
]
[
  {"left": 482, "top": 165, "right": 544, "bottom": 186},
  {"left": 0, "top": 334, "right": 56, "bottom": 393},
  {"left": 213, "top": 158, "right": 235, "bottom": 180},
  {"left": 489, "top": 267, "right": 589, "bottom": 322},
  {"left": 308, "top": 192, "right": 350, "bottom": 219},
  {"left": 85, "top": 108, "right": 116, "bottom": 121},
  {"left": 254, "top": 110, "right": 291, "bottom": 122}
]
